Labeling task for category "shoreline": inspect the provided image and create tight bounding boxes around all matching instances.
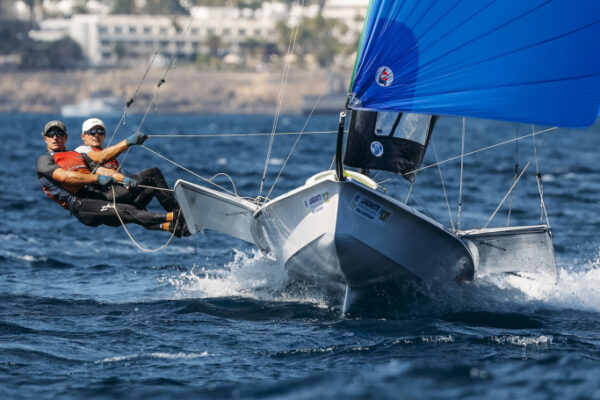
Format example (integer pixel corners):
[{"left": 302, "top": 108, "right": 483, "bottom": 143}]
[{"left": 0, "top": 67, "right": 347, "bottom": 115}]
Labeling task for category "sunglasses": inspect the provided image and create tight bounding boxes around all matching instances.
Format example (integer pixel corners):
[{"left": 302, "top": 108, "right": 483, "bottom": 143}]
[
  {"left": 44, "top": 130, "right": 66, "bottom": 138},
  {"left": 85, "top": 128, "right": 106, "bottom": 136}
]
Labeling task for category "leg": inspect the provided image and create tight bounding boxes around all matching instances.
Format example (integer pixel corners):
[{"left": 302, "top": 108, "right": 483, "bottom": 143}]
[
  {"left": 129, "top": 167, "right": 178, "bottom": 212},
  {"left": 71, "top": 198, "right": 166, "bottom": 230}
]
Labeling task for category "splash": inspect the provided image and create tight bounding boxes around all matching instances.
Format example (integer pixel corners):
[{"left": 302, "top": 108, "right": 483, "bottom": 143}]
[
  {"left": 164, "top": 248, "right": 600, "bottom": 314},
  {"left": 466, "top": 260, "right": 600, "bottom": 313},
  {"left": 164, "top": 249, "right": 329, "bottom": 307}
]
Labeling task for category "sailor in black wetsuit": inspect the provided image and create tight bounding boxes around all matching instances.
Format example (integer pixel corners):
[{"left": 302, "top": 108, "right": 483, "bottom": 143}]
[
  {"left": 75, "top": 117, "right": 179, "bottom": 214},
  {"left": 36, "top": 120, "right": 189, "bottom": 237}
]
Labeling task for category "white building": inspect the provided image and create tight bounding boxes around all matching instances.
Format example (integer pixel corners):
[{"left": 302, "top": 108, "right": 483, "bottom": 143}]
[{"left": 28, "top": 1, "right": 369, "bottom": 67}]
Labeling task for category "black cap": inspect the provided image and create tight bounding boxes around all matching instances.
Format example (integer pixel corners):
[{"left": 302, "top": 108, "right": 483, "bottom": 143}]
[{"left": 43, "top": 120, "right": 67, "bottom": 136}]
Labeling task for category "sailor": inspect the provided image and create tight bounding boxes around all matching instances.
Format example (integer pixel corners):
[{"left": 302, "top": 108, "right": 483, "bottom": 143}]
[
  {"left": 74, "top": 117, "right": 179, "bottom": 215},
  {"left": 36, "top": 120, "right": 189, "bottom": 237}
]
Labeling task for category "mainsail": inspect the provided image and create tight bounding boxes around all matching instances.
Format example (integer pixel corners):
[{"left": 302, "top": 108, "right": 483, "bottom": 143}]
[{"left": 348, "top": 0, "right": 600, "bottom": 128}]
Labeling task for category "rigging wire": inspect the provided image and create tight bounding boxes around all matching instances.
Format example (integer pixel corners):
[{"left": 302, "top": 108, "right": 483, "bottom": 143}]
[
  {"left": 258, "top": 0, "right": 305, "bottom": 200},
  {"left": 431, "top": 139, "right": 455, "bottom": 231},
  {"left": 145, "top": 130, "right": 337, "bottom": 138},
  {"left": 117, "top": 11, "right": 199, "bottom": 174},
  {"left": 532, "top": 124, "right": 550, "bottom": 225},
  {"left": 92, "top": 15, "right": 186, "bottom": 174},
  {"left": 264, "top": 23, "right": 357, "bottom": 201},
  {"left": 483, "top": 129, "right": 554, "bottom": 228},
  {"left": 407, "top": 126, "right": 557, "bottom": 175},
  {"left": 140, "top": 145, "right": 239, "bottom": 197}
]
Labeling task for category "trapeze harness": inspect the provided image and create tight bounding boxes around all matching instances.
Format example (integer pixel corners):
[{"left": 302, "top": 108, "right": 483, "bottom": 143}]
[{"left": 39, "top": 151, "right": 91, "bottom": 210}]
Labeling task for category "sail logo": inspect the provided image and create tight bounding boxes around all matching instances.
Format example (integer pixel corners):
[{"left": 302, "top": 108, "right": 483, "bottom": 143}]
[
  {"left": 376, "top": 66, "right": 394, "bottom": 87},
  {"left": 370, "top": 141, "right": 384, "bottom": 157}
]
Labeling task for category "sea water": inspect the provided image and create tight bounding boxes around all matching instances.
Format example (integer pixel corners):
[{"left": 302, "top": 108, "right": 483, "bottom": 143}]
[{"left": 1, "top": 112, "right": 600, "bottom": 399}]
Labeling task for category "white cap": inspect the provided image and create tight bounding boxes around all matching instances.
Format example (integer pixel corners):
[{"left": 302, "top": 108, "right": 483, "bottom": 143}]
[{"left": 82, "top": 118, "right": 105, "bottom": 134}]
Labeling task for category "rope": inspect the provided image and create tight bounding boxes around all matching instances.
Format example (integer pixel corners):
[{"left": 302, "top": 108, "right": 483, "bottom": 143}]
[
  {"left": 483, "top": 130, "right": 554, "bottom": 228},
  {"left": 145, "top": 130, "right": 337, "bottom": 138},
  {"left": 111, "top": 186, "right": 178, "bottom": 252},
  {"left": 137, "top": 184, "right": 174, "bottom": 192},
  {"left": 258, "top": 0, "right": 305, "bottom": 199}
]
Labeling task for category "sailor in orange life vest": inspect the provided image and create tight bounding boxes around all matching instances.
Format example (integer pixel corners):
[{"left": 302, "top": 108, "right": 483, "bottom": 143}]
[
  {"left": 36, "top": 120, "right": 189, "bottom": 237},
  {"left": 75, "top": 117, "right": 180, "bottom": 218}
]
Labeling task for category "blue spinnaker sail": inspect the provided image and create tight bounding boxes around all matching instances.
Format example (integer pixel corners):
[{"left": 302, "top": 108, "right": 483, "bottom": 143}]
[{"left": 349, "top": 0, "right": 600, "bottom": 127}]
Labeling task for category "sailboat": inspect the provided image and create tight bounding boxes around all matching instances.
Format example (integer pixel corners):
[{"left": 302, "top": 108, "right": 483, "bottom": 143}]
[{"left": 173, "top": 1, "right": 600, "bottom": 308}]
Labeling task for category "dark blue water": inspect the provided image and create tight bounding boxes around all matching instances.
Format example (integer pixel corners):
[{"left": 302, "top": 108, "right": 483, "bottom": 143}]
[{"left": 2, "top": 112, "right": 600, "bottom": 399}]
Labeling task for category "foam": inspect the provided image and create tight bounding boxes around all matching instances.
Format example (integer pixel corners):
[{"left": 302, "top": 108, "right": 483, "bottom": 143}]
[{"left": 164, "top": 248, "right": 328, "bottom": 308}]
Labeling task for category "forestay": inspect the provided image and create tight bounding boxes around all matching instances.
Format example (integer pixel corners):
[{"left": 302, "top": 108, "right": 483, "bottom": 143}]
[{"left": 348, "top": 0, "right": 600, "bottom": 127}]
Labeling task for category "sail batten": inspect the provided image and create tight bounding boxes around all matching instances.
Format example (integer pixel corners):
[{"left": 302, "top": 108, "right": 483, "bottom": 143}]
[{"left": 349, "top": 0, "right": 600, "bottom": 127}]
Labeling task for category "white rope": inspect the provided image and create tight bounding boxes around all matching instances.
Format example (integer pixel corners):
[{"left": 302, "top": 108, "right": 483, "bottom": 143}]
[
  {"left": 146, "top": 130, "right": 337, "bottom": 138},
  {"left": 457, "top": 117, "right": 466, "bottom": 230},
  {"left": 431, "top": 140, "right": 455, "bottom": 231},
  {"left": 111, "top": 186, "right": 177, "bottom": 253},
  {"left": 484, "top": 130, "right": 553, "bottom": 228},
  {"left": 259, "top": 0, "right": 305, "bottom": 199}
]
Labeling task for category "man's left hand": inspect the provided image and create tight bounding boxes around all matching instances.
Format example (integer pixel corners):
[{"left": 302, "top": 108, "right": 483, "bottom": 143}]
[
  {"left": 126, "top": 132, "right": 148, "bottom": 146},
  {"left": 122, "top": 177, "right": 138, "bottom": 189}
]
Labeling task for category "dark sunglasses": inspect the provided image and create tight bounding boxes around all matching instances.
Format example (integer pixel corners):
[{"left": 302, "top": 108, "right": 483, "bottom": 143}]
[
  {"left": 44, "top": 130, "right": 66, "bottom": 138},
  {"left": 85, "top": 128, "right": 106, "bottom": 136}
]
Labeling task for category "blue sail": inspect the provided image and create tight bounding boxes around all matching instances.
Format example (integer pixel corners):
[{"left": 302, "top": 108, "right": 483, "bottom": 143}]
[{"left": 349, "top": 0, "right": 600, "bottom": 127}]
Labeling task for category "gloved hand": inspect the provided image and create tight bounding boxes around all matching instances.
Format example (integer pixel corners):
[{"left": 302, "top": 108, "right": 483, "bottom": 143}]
[
  {"left": 122, "top": 176, "right": 138, "bottom": 189},
  {"left": 96, "top": 175, "right": 117, "bottom": 187},
  {"left": 125, "top": 132, "right": 148, "bottom": 146}
]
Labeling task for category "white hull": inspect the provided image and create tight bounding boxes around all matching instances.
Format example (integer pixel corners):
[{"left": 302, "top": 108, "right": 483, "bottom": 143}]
[
  {"left": 175, "top": 172, "right": 477, "bottom": 299},
  {"left": 175, "top": 170, "right": 557, "bottom": 305}
]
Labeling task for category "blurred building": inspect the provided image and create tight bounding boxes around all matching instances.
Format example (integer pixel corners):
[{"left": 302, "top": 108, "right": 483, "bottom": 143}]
[{"left": 28, "top": 1, "right": 369, "bottom": 67}]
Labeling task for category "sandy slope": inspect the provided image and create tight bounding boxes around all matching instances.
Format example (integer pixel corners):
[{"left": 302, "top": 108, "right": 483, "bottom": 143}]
[{"left": 0, "top": 67, "right": 345, "bottom": 114}]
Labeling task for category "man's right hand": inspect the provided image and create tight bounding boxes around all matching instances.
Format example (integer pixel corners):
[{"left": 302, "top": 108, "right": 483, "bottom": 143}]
[
  {"left": 96, "top": 175, "right": 117, "bottom": 187},
  {"left": 126, "top": 132, "right": 148, "bottom": 146}
]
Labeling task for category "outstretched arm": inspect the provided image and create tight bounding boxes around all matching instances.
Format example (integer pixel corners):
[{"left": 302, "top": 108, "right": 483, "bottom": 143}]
[
  {"left": 85, "top": 133, "right": 148, "bottom": 164},
  {"left": 85, "top": 140, "right": 128, "bottom": 164}
]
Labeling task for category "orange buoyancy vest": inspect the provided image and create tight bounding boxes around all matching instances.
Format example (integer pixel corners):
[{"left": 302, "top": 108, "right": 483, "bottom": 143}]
[
  {"left": 52, "top": 151, "right": 92, "bottom": 194},
  {"left": 90, "top": 147, "right": 120, "bottom": 170}
]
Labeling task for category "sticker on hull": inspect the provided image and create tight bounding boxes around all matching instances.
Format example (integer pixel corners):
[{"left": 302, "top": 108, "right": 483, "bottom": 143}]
[
  {"left": 303, "top": 191, "right": 330, "bottom": 214},
  {"left": 351, "top": 194, "right": 392, "bottom": 226}
]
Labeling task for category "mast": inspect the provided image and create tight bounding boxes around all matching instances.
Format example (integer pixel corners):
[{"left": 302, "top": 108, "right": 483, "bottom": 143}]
[{"left": 335, "top": 111, "right": 347, "bottom": 181}]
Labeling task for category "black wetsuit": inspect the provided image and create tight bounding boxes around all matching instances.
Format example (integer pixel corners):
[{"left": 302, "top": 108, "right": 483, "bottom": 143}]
[
  {"left": 105, "top": 167, "right": 178, "bottom": 213},
  {"left": 36, "top": 153, "right": 167, "bottom": 230}
]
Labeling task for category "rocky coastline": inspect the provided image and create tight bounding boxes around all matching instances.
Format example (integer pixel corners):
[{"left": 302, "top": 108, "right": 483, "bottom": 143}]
[{"left": 0, "top": 67, "right": 344, "bottom": 115}]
